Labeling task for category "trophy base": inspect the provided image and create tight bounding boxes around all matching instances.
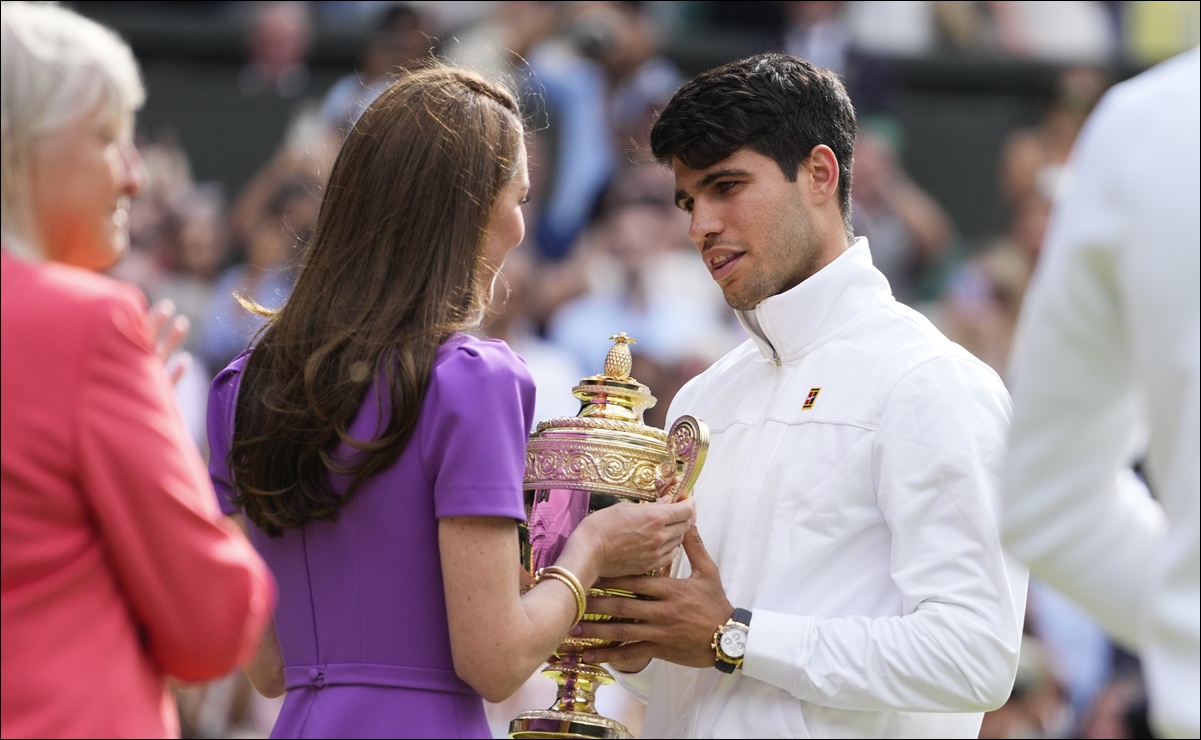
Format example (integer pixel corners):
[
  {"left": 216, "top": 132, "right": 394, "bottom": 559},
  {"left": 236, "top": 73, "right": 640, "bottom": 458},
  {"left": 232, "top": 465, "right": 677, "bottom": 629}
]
[{"left": 509, "top": 708, "right": 633, "bottom": 739}]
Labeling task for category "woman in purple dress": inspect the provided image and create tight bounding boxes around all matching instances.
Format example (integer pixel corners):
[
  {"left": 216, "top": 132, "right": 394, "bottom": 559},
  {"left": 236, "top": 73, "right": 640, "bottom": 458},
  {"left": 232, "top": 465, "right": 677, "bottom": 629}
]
[{"left": 206, "top": 64, "right": 695, "bottom": 738}]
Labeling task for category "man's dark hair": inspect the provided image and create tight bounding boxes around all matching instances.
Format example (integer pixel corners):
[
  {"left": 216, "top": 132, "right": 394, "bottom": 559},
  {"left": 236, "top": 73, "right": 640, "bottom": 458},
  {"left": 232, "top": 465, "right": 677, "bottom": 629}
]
[{"left": 650, "top": 52, "right": 858, "bottom": 240}]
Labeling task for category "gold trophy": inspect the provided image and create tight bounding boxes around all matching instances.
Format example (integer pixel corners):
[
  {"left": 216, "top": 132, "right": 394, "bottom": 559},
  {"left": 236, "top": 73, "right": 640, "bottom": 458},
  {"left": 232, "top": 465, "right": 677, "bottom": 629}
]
[{"left": 510, "top": 333, "right": 708, "bottom": 739}]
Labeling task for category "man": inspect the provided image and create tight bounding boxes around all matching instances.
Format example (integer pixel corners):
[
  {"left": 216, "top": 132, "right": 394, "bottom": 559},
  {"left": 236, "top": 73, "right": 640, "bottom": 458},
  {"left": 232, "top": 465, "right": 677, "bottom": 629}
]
[
  {"left": 1000, "top": 47, "right": 1200, "bottom": 740},
  {"left": 576, "top": 52, "right": 1027, "bottom": 737}
]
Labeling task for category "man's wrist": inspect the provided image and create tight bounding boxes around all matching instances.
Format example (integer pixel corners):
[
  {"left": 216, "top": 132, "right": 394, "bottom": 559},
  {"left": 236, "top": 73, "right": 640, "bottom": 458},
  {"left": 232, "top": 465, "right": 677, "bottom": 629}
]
[{"left": 712, "top": 607, "right": 752, "bottom": 673}]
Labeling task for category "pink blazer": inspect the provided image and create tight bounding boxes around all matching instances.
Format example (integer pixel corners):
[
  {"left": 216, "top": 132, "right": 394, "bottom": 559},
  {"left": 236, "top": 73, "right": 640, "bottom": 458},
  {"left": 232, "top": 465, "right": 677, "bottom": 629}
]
[{"left": 1, "top": 251, "right": 276, "bottom": 738}]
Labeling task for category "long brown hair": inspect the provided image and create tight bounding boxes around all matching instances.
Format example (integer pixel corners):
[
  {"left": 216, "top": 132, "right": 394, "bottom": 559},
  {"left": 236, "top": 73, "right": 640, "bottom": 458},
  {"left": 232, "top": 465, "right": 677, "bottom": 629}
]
[{"left": 229, "top": 64, "right": 525, "bottom": 536}]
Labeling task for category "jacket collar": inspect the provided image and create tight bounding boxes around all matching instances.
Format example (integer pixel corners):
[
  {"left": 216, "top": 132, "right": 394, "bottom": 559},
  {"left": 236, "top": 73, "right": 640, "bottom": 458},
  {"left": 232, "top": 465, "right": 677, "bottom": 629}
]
[{"left": 735, "top": 237, "right": 892, "bottom": 363}]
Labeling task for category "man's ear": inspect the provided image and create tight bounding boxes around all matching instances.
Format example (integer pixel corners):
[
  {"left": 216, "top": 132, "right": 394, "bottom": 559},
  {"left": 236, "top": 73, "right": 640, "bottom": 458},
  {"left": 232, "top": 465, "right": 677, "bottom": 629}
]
[{"left": 804, "top": 144, "right": 840, "bottom": 206}]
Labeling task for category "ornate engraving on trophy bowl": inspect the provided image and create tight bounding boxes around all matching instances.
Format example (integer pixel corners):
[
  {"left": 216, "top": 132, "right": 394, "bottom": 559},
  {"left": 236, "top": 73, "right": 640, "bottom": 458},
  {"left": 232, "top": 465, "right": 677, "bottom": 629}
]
[{"left": 510, "top": 334, "right": 709, "bottom": 740}]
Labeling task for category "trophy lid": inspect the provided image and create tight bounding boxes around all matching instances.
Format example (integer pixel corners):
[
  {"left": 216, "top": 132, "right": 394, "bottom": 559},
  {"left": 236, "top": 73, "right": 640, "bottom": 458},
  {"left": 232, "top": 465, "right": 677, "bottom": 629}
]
[
  {"left": 535, "top": 331, "right": 667, "bottom": 437},
  {"left": 528, "top": 332, "right": 667, "bottom": 500},
  {"left": 572, "top": 332, "right": 656, "bottom": 424}
]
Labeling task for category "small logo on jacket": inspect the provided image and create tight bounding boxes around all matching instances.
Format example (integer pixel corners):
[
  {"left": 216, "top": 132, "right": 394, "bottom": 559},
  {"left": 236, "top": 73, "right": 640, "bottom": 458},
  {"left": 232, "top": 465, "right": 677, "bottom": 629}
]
[{"left": 803, "top": 387, "right": 821, "bottom": 410}]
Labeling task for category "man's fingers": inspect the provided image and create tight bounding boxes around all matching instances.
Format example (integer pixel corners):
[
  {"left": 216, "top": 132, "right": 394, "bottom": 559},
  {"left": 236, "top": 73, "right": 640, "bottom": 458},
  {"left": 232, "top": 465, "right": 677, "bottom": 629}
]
[
  {"left": 681, "top": 525, "right": 716, "bottom": 576},
  {"left": 593, "top": 575, "right": 671, "bottom": 599},
  {"left": 582, "top": 641, "right": 657, "bottom": 667},
  {"left": 663, "top": 497, "right": 697, "bottom": 526},
  {"left": 586, "top": 592, "right": 662, "bottom": 621},
  {"left": 575, "top": 616, "right": 647, "bottom": 646}
]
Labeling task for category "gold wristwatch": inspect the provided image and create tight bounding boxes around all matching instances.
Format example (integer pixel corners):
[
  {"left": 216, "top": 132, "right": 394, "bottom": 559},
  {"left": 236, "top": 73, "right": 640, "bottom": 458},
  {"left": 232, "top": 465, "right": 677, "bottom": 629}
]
[{"left": 712, "top": 607, "right": 752, "bottom": 674}]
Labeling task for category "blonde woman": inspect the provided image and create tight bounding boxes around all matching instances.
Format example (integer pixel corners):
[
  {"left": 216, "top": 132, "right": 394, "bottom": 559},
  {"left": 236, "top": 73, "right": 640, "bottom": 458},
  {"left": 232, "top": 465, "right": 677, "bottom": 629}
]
[{"left": 0, "top": 2, "right": 275, "bottom": 737}]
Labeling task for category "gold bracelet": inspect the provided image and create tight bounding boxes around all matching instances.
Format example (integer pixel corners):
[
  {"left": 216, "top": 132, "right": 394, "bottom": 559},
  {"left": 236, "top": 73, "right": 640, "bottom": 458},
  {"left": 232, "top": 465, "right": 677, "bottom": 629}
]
[{"left": 535, "top": 566, "right": 587, "bottom": 626}]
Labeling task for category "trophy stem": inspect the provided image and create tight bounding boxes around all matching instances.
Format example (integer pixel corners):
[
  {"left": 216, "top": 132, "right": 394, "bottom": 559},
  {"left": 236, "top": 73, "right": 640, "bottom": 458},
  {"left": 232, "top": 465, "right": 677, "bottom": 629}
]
[
  {"left": 508, "top": 650, "right": 634, "bottom": 739},
  {"left": 544, "top": 653, "right": 609, "bottom": 715}
]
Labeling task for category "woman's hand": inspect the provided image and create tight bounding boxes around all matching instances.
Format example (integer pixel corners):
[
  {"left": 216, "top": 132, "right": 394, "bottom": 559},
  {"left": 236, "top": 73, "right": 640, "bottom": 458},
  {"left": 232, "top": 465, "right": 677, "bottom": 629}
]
[
  {"left": 564, "top": 498, "right": 696, "bottom": 580},
  {"left": 147, "top": 298, "right": 192, "bottom": 386}
]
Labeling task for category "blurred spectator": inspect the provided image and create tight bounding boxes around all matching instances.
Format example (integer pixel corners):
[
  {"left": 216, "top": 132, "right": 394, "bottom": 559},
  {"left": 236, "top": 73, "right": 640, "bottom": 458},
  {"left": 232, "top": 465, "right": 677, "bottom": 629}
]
[
  {"left": 228, "top": 103, "right": 334, "bottom": 251},
  {"left": 238, "top": 0, "right": 313, "bottom": 99},
  {"left": 103, "top": 135, "right": 230, "bottom": 451},
  {"left": 176, "top": 671, "right": 283, "bottom": 739},
  {"left": 441, "top": 0, "right": 565, "bottom": 80},
  {"left": 936, "top": 242, "right": 1030, "bottom": 379},
  {"left": 448, "top": 2, "right": 591, "bottom": 263},
  {"left": 319, "top": 2, "right": 438, "bottom": 136},
  {"left": 703, "top": 0, "right": 792, "bottom": 54},
  {"left": 149, "top": 183, "right": 234, "bottom": 451},
  {"left": 935, "top": 188, "right": 1051, "bottom": 378},
  {"left": 845, "top": 0, "right": 941, "bottom": 58},
  {"left": 533, "top": 1, "right": 683, "bottom": 261},
  {"left": 930, "top": 1, "right": 1126, "bottom": 63},
  {"left": 543, "top": 163, "right": 742, "bottom": 429},
  {"left": 999, "top": 64, "right": 1112, "bottom": 209},
  {"left": 1027, "top": 579, "right": 1120, "bottom": 733},
  {"left": 440, "top": 0, "right": 563, "bottom": 251},
  {"left": 480, "top": 247, "right": 587, "bottom": 427},
  {"left": 989, "top": 1, "right": 1120, "bottom": 64},
  {"left": 940, "top": 52, "right": 1166, "bottom": 736},
  {"left": 450, "top": 1, "right": 684, "bottom": 263},
  {"left": 933, "top": 0, "right": 1001, "bottom": 56},
  {"left": 936, "top": 63, "right": 1111, "bottom": 381},
  {"left": 840, "top": 0, "right": 940, "bottom": 114},
  {"left": 1079, "top": 663, "right": 1155, "bottom": 740},
  {"left": 199, "top": 176, "right": 314, "bottom": 375},
  {"left": 851, "top": 118, "right": 957, "bottom": 310},
  {"left": 978, "top": 634, "right": 1074, "bottom": 739},
  {"left": 150, "top": 183, "right": 233, "bottom": 353},
  {"left": 138, "top": 132, "right": 195, "bottom": 214},
  {"left": 1123, "top": 0, "right": 1201, "bottom": 66},
  {"left": 781, "top": 1, "right": 851, "bottom": 75},
  {"left": 109, "top": 133, "right": 196, "bottom": 292},
  {"left": 572, "top": 0, "right": 684, "bottom": 160},
  {"left": 117, "top": 149, "right": 232, "bottom": 352}
]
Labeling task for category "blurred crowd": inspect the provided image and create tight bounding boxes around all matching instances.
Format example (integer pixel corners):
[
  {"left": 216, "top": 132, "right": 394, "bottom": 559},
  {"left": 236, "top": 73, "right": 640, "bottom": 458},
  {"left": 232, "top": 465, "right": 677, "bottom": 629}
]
[{"left": 84, "top": 1, "right": 1196, "bottom": 737}]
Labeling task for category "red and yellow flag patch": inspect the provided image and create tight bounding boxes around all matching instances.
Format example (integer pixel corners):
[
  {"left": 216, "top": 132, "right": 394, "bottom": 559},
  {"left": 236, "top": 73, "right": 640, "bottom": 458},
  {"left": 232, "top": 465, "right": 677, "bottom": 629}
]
[{"left": 803, "top": 387, "right": 821, "bottom": 410}]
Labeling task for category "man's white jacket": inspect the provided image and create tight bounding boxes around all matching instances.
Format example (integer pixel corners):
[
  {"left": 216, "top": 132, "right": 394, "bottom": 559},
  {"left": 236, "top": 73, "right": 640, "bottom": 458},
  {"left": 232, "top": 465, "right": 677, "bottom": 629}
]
[{"left": 617, "top": 238, "right": 1028, "bottom": 738}]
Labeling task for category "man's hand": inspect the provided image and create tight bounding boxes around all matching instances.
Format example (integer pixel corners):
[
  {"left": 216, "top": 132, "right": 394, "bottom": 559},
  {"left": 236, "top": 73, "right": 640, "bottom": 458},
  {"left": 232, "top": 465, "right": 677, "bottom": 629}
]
[
  {"left": 574, "top": 526, "right": 732, "bottom": 672},
  {"left": 147, "top": 298, "right": 192, "bottom": 386}
]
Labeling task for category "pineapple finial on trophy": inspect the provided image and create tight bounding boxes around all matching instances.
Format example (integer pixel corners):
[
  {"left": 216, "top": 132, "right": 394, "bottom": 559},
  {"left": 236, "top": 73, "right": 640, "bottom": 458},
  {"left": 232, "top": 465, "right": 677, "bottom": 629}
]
[{"left": 603, "top": 333, "right": 636, "bottom": 380}]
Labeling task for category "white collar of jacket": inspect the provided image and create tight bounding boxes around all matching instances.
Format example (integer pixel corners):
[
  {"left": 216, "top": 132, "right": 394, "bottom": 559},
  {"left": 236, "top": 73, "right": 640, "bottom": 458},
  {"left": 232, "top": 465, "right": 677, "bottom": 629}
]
[{"left": 734, "top": 237, "right": 890, "bottom": 364}]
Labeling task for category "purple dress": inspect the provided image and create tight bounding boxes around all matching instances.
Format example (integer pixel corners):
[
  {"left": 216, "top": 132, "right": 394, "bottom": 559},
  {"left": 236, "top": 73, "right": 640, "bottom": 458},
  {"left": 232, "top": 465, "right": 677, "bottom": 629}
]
[{"left": 208, "top": 333, "right": 534, "bottom": 738}]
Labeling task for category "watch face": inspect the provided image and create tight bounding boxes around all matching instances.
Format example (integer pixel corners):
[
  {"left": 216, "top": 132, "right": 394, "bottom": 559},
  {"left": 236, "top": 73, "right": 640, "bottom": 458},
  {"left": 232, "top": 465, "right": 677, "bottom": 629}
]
[{"left": 719, "top": 625, "right": 747, "bottom": 659}]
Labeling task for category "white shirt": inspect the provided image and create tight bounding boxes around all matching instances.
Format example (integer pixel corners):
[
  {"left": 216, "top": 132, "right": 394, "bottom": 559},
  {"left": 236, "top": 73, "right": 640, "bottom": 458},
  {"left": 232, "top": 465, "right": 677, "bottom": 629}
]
[
  {"left": 618, "top": 238, "right": 1028, "bottom": 738},
  {"left": 1001, "top": 47, "right": 1201, "bottom": 740}
]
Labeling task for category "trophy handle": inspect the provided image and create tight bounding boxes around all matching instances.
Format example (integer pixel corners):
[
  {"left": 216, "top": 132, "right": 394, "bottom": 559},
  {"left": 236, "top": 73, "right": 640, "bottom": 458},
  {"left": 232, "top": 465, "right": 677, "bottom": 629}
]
[{"left": 656, "top": 415, "right": 709, "bottom": 502}]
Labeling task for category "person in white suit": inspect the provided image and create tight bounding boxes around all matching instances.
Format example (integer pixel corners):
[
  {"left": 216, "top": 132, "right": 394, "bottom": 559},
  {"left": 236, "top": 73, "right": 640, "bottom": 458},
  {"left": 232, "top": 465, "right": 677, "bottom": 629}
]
[{"left": 1001, "top": 46, "right": 1201, "bottom": 740}]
